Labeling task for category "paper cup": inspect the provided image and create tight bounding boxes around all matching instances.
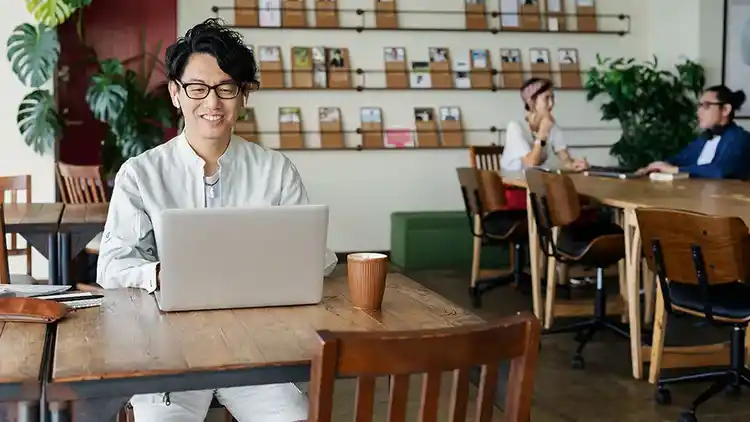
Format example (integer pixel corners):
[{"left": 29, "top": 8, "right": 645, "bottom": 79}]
[{"left": 346, "top": 253, "right": 389, "bottom": 310}]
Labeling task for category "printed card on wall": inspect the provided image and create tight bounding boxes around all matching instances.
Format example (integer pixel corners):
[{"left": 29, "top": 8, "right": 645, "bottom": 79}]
[
  {"left": 258, "top": 46, "right": 284, "bottom": 88},
  {"left": 500, "top": 48, "right": 524, "bottom": 88},
  {"left": 544, "top": 0, "right": 566, "bottom": 31},
  {"left": 384, "top": 128, "right": 414, "bottom": 148},
  {"left": 465, "top": 0, "right": 487, "bottom": 30},
  {"left": 453, "top": 55, "right": 471, "bottom": 89},
  {"left": 327, "top": 48, "right": 351, "bottom": 88},
  {"left": 429, "top": 48, "right": 452, "bottom": 88},
  {"left": 291, "top": 47, "right": 314, "bottom": 88},
  {"left": 315, "top": 0, "right": 339, "bottom": 28},
  {"left": 439, "top": 106, "right": 464, "bottom": 147},
  {"left": 414, "top": 107, "right": 439, "bottom": 147},
  {"left": 278, "top": 107, "right": 304, "bottom": 149},
  {"left": 499, "top": 0, "right": 520, "bottom": 29},
  {"left": 235, "top": 0, "right": 259, "bottom": 27},
  {"left": 259, "top": 0, "right": 281, "bottom": 27},
  {"left": 558, "top": 48, "right": 581, "bottom": 88},
  {"left": 410, "top": 61, "right": 432, "bottom": 88},
  {"left": 282, "top": 0, "right": 306, "bottom": 27},
  {"left": 319, "top": 107, "right": 343, "bottom": 148},
  {"left": 312, "top": 47, "right": 327, "bottom": 88},
  {"left": 529, "top": 48, "right": 552, "bottom": 80},
  {"left": 235, "top": 107, "right": 258, "bottom": 143},
  {"left": 360, "top": 107, "right": 383, "bottom": 148},
  {"left": 469, "top": 49, "right": 493, "bottom": 89},
  {"left": 384, "top": 47, "right": 408, "bottom": 88},
  {"left": 375, "top": 0, "right": 398, "bottom": 29},
  {"left": 519, "top": 0, "right": 541, "bottom": 30},
  {"left": 576, "top": 0, "right": 597, "bottom": 32}
]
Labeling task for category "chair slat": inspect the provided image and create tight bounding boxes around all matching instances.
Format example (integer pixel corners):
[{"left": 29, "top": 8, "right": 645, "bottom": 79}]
[
  {"left": 387, "top": 374, "right": 409, "bottom": 422},
  {"left": 418, "top": 372, "right": 442, "bottom": 422},
  {"left": 448, "top": 368, "right": 470, "bottom": 422},
  {"left": 353, "top": 376, "right": 375, "bottom": 422}
]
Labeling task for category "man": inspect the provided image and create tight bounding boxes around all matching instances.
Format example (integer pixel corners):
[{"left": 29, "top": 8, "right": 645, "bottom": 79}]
[
  {"left": 97, "top": 18, "right": 337, "bottom": 421},
  {"left": 637, "top": 85, "right": 750, "bottom": 179}
]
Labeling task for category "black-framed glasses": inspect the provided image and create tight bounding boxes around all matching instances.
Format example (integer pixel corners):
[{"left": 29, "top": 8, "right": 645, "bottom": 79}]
[
  {"left": 177, "top": 80, "right": 260, "bottom": 100},
  {"left": 698, "top": 101, "right": 725, "bottom": 110}
]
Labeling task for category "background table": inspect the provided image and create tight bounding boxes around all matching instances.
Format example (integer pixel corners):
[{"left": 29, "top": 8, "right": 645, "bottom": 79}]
[
  {"left": 0, "top": 321, "right": 47, "bottom": 422},
  {"left": 58, "top": 203, "right": 108, "bottom": 286},
  {"left": 3, "top": 203, "right": 64, "bottom": 285}
]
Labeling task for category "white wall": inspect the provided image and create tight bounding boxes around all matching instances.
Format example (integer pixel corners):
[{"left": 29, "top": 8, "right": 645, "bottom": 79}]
[{"left": 2, "top": 7, "right": 56, "bottom": 278}]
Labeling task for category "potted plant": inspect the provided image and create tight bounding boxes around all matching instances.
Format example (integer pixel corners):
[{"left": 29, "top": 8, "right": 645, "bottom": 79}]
[
  {"left": 6, "top": 0, "right": 93, "bottom": 154},
  {"left": 584, "top": 55, "right": 706, "bottom": 169}
]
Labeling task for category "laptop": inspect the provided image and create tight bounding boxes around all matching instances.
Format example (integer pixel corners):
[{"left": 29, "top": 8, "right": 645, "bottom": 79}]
[
  {"left": 583, "top": 165, "right": 643, "bottom": 179},
  {"left": 154, "top": 204, "right": 329, "bottom": 312}
]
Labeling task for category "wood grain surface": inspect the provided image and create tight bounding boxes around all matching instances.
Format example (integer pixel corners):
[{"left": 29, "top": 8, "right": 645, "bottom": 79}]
[{"left": 0, "top": 321, "right": 46, "bottom": 384}]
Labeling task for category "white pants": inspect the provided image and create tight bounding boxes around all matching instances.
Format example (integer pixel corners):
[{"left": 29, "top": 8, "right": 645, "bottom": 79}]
[{"left": 129, "top": 383, "right": 308, "bottom": 422}]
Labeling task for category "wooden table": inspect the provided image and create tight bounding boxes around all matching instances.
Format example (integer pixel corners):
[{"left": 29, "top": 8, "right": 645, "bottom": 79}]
[
  {"left": 58, "top": 203, "right": 108, "bottom": 286},
  {"left": 0, "top": 322, "right": 48, "bottom": 422},
  {"left": 502, "top": 171, "right": 750, "bottom": 380},
  {"left": 3, "top": 203, "right": 64, "bottom": 285},
  {"left": 46, "top": 273, "right": 485, "bottom": 421}
]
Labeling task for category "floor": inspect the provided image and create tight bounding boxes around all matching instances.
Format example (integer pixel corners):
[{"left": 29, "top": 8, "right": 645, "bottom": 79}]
[{"left": 202, "top": 263, "right": 748, "bottom": 422}]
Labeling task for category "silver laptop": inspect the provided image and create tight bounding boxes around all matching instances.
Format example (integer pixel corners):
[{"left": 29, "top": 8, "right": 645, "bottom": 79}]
[{"left": 154, "top": 204, "right": 329, "bottom": 312}]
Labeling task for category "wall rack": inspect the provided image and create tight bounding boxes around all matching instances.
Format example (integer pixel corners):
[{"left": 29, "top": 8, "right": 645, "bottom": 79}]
[{"left": 213, "top": 5, "right": 630, "bottom": 36}]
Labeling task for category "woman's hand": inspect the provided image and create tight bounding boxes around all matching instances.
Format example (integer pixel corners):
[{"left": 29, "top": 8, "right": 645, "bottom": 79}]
[
  {"left": 572, "top": 157, "right": 589, "bottom": 171},
  {"left": 537, "top": 115, "right": 554, "bottom": 139}
]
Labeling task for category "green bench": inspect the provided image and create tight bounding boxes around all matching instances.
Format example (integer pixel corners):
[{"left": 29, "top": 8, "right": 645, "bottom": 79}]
[{"left": 390, "top": 211, "right": 510, "bottom": 271}]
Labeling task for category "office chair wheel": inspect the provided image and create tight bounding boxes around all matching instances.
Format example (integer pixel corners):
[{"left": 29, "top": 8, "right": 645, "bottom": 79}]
[
  {"left": 654, "top": 387, "right": 672, "bottom": 405},
  {"left": 677, "top": 410, "right": 697, "bottom": 422},
  {"left": 571, "top": 354, "right": 585, "bottom": 370}
]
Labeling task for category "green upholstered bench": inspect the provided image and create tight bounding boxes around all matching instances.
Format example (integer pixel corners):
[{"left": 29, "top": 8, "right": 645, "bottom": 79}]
[{"left": 390, "top": 211, "right": 510, "bottom": 271}]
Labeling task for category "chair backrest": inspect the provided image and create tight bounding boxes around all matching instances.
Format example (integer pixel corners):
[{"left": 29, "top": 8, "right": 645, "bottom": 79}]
[
  {"left": 456, "top": 167, "right": 508, "bottom": 217},
  {"left": 524, "top": 169, "right": 581, "bottom": 256},
  {"left": 0, "top": 175, "right": 32, "bottom": 275},
  {"left": 57, "top": 162, "right": 108, "bottom": 204},
  {"left": 469, "top": 145, "right": 504, "bottom": 170},
  {"left": 307, "top": 312, "right": 541, "bottom": 422},
  {"left": 0, "top": 204, "right": 10, "bottom": 284},
  {"left": 637, "top": 208, "right": 750, "bottom": 321}
]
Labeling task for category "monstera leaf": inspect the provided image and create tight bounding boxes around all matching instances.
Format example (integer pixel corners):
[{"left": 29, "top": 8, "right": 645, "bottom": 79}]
[
  {"left": 25, "top": 0, "right": 74, "bottom": 27},
  {"left": 65, "top": 0, "right": 93, "bottom": 7},
  {"left": 6, "top": 23, "right": 59, "bottom": 88},
  {"left": 17, "top": 89, "right": 63, "bottom": 154},
  {"left": 86, "top": 59, "right": 128, "bottom": 123}
]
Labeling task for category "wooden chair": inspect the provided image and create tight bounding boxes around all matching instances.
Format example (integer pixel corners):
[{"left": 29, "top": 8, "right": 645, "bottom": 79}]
[
  {"left": 525, "top": 168, "right": 628, "bottom": 369},
  {"left": 0, "top": 175, "right": 32, "bottom": 276},
  {"left": 457, "top": 167, "right": 528, "bottom": 308},
  {"left": 469, "top": 145, "right": 503, "bottom": 171},
  {"left": 0, "top": 204, "right": 38, "bottom": 285},
  {"left": 57, "top": 162, "right": 108, "bottom": 205},
  {"left": 306, "top": 312, "right": 541, "bottom": 422},
  {"left": 637, "top": 208, "right": 750, "bottom": 422}
]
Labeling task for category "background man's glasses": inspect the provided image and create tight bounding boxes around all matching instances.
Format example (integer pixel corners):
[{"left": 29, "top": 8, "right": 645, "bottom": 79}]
[{"left": 177, "top": 81, "right": 260, "bottom": 100}]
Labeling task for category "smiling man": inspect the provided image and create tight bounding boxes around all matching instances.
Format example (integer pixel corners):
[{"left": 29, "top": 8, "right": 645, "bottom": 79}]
[{"left": 96, "top": 18, "right": 337, "bottom": 421}]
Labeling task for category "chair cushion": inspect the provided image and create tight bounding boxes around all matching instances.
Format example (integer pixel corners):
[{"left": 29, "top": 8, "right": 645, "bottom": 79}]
[
  {"left": 9, "top": 274, "right": 39, "bottom": 285},
  {"left": 669, "top": 281, "right": 750, "bottom": 321},
  {"left": 483, "top": 210, "right": 527, "bottom": 240},
  {"left": 85, "top": 232, "right": 102, "bottom": 252},
  {"left": 556, "top": 221, "right": 624, "bottom": 263}
]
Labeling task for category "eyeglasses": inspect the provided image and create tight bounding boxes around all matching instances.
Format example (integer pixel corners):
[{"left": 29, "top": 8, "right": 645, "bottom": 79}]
[
  {"left": 177, "top": 80, "right": 260, "bottom": 100},
  {"left": 698, "top": 101, "right": 725, "bottom": 110}
]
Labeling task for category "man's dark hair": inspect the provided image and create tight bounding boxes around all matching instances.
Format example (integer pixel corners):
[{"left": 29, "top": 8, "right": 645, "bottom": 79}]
[
  {"left": 705, "top": 84, "right": 746, "bottom": 120},
  {"left": 165, "top": 18, "right": 258, "bottom": 88}
]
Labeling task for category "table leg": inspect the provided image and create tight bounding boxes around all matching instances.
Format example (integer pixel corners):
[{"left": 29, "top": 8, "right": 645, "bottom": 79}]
[
  {"left": 624, "top": 208, "right": 644, "bottom": 379},
  {"left": 50, "top": 398, "right": 128, "bottom": 422},
  {"left": 59, "top": 233, "right": 71, "bottom": 286},
  {"left": 525, "top": 190, "right": 543, "bottom": 321},
  {"left": 48, "top": 233, "right": 58, "bottom": 285}
]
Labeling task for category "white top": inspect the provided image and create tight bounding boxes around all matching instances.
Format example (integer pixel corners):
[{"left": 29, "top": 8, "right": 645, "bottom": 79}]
[
  {"left": 97, "top": 131, "right": 338, "bottom": 293},
  {"left": 500, "top": 119, "right": 567, "bottom": 172},
  {"left": 696, "top": 135, "right": 721, "bottom": 165}
]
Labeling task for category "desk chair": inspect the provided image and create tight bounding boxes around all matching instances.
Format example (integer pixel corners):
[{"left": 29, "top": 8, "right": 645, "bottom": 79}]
[
  {"left": 637, "top": 208, "right": 750, "bottom": 422},
  {"left": 457, "top": 167, "right": 528, "bottom": 308},
  {"left": 525, "top": 168, "right": 628, "bottom": 369},
  {"left": 0, "top": 175, "right": 32, "bottom": 277},
  {"left": 306, "top": 312, "right": 541, "bottom": 422},
  {"left": 0, "top": 204, "right": 39, "bottom": 285}
]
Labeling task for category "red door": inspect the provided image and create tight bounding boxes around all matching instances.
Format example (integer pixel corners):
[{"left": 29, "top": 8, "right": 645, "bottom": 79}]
[{"left": 56, "top": 0, "right": 177, "bottom": 166}]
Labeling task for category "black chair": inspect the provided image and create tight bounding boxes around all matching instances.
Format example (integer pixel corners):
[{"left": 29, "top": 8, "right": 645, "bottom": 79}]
[
  {"left": 637, "top": 207, "right": 750, "bottom": 422},
  {"left": 525, "top": 168, "right": 629, "bottom": 369},
  {"left": 456, "top": 167, "right": 529, "bottom": 308}
]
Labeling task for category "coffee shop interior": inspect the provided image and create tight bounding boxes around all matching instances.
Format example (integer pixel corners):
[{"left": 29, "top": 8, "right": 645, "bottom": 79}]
[{"left": 4, "top": 0, "right": 750, "bottom": 421}]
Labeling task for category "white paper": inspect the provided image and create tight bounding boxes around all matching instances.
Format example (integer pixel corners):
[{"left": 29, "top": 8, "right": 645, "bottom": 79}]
[
  {"left": 548, "top": 17, "right": 559, "bottom": 31},
  {"left": 501, "top": 0, "right": 519, "bottom": 27},
  {"left": 547, "top": 0, "right": 562, "bottom": 12},
  {"left": 576, "top": 0, "right": 595, "bottom": 6},
  {"left": 0, "top": 285, "right": 71, "bottom": 298}
]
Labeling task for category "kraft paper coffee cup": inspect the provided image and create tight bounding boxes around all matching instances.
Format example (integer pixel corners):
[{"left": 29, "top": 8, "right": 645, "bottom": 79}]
[{"left": 346, "top": 253, "right": 389, "bottom": 310}]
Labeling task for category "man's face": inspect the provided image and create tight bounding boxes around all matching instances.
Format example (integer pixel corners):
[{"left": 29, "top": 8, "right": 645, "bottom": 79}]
[
  {"left": 697, "top": 91, "right": 729, "bottom": 129},
  {"left": 169, "top": 53, "right": 247, "bottom": 142}
]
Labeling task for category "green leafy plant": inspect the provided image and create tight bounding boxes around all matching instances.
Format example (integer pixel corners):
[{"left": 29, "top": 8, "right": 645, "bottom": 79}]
[
  {"left": 584, "top": 55, "right": 706, "bottom": 169},
  {"left": 6, "top": 0, "right": 91, "bottom": 154},
  {"left": 87, "top": 38, "right": 176, "bottom": 178}
]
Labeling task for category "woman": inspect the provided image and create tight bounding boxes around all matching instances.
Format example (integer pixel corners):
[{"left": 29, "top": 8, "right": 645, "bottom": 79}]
[
  {"left": 637, "top": 85, "right": 750, "bottom": 180},
  {"left": 500, "top": 78, "right": 589, "bottom": 209}
]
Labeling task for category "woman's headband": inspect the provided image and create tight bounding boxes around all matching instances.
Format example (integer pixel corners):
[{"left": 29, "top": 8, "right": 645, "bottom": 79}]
[{"left": 521, "top": 80, "right": 546, "bottom": 106}]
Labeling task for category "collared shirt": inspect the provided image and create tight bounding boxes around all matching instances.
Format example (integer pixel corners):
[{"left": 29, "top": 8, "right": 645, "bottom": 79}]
[{"left": 96, "top": 132, "right": 338, "bottom": 292}]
